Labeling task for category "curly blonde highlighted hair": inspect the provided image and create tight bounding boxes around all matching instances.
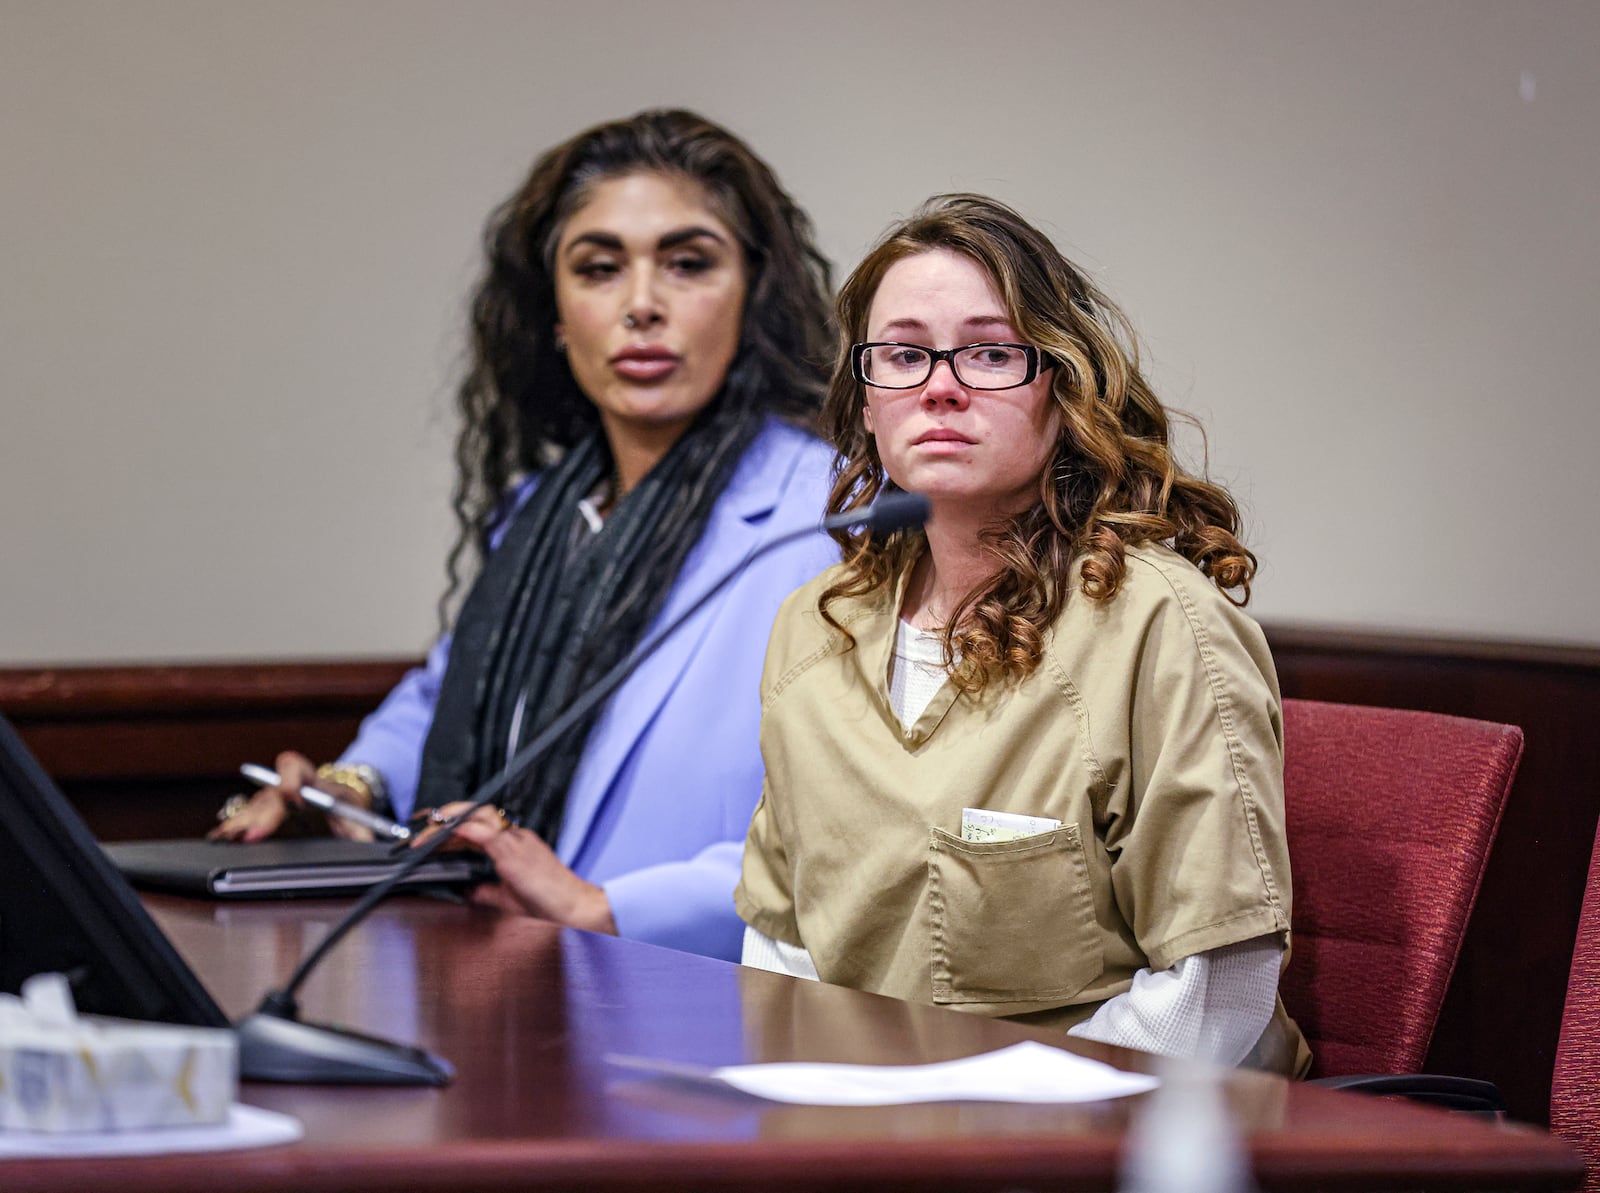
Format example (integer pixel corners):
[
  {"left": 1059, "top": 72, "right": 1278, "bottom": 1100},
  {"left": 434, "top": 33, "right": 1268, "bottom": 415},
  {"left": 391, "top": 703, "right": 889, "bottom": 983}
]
[{"left": 820, "top": 194, "right": 1256, "bottom": 694}]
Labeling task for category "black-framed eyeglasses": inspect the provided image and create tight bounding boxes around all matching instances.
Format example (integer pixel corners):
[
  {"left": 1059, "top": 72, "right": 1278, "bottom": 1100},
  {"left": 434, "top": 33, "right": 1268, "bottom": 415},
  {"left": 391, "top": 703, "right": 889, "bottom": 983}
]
[{"left": 851, "top": 342, "right": 1051, "bottom": 391}]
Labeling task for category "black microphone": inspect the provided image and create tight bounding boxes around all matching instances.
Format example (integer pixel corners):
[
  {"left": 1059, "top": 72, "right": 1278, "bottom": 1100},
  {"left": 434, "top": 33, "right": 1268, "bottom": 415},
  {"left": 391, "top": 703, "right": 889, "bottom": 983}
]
[
  {"left": 821, "top": 488, "right": 930, "bottom": 535},
  {"left": 233, "top": 489, "right": 930, "bottom": 1084}
]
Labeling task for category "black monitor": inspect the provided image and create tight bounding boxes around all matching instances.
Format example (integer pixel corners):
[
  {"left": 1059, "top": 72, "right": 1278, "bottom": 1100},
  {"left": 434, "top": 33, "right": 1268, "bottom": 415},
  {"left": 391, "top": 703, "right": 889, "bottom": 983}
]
[{"left": 0, "top": 711, "right": 230, "bottom": 1028}]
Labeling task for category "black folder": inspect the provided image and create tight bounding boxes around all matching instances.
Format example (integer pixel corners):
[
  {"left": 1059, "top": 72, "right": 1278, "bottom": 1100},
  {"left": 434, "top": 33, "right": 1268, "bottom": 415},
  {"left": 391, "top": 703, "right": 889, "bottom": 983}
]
[{"left": 101, "top": 838, "right": 493, "bottom": 899}]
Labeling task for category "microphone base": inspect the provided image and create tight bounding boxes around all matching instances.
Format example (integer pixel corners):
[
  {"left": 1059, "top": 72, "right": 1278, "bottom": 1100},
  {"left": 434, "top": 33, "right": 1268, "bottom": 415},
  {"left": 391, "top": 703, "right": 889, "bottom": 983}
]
[{"left": 235, "top": 1009, "right": 454, "bottom": 1086}]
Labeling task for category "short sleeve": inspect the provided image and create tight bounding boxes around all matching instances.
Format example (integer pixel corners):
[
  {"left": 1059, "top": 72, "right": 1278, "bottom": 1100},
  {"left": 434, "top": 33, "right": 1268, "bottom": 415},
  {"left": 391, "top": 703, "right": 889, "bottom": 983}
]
[
  {"left": 1104, "top": 573, "right": 1290, "bottom": 973},
  {"left": 734, "top": 780, "right": 803, "bottom": 947}
]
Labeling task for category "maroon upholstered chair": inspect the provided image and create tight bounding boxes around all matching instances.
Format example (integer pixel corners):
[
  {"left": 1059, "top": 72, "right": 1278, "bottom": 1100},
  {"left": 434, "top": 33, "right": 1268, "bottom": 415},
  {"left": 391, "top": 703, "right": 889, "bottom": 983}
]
[
  {"left": 1279, "top": 698, "right": 1523, "bottom": 1079},
  {"left": 1551, "top": 820, "right": 1600, "bottom": 1190}
]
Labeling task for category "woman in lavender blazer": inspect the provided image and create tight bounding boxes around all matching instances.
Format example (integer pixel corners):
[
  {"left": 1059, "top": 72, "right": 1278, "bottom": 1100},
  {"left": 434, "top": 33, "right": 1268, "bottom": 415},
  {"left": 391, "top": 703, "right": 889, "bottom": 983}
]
[{"left": 212, "top": 110, "right": 836, "bottom": 963}]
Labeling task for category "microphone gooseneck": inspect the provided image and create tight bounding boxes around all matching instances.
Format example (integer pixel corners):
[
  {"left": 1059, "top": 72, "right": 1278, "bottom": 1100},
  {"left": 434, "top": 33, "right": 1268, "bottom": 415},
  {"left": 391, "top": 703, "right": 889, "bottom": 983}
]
[{"left": 238, "top": 490, "right": 929, "bottom": 1085}]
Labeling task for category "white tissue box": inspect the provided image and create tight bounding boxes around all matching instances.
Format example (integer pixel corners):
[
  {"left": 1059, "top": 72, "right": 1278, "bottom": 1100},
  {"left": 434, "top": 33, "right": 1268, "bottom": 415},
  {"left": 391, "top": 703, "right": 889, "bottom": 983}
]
[{"left": 0, "top": 974, "right": 237, "bottom": 1133}]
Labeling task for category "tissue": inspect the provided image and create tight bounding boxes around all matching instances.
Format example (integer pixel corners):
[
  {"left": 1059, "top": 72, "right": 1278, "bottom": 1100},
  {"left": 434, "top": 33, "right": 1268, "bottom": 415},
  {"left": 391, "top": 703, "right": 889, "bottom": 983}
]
[{"left": 0, "top": 973, "right": 237, "bottom": 1132}]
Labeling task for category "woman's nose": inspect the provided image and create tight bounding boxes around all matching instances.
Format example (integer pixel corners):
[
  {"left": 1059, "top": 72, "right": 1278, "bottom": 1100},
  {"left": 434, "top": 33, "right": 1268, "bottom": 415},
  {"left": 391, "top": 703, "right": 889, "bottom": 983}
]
[
  {"left": 921, "top": 359, "right": 971, "bottom": 408},
  {"left": 622, "top": 269, "right": 665, "bottom": 330}
]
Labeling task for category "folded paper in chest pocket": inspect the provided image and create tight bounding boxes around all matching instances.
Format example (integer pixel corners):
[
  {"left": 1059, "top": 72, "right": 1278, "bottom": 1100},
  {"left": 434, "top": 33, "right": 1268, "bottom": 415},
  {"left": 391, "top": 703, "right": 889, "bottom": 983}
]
[{"left": 960, "top": 807, "right": 1063, "bottom": 844}]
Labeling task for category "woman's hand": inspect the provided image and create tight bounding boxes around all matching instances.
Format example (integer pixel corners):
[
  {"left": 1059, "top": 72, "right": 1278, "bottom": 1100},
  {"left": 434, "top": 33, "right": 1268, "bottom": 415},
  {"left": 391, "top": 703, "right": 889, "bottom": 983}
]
[
  {"left": 414, "top": 802, "right": 617, "bottom": 936},
  {"left": 206, "top": 750, "right": 373, "bottom": 843}
]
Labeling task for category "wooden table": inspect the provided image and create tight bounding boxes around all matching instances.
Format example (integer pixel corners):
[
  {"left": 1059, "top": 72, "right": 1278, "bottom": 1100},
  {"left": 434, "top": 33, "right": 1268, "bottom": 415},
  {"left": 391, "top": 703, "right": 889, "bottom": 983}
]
[{"left": 2, "top": 895, "right": 1583, "bottom": 1192}]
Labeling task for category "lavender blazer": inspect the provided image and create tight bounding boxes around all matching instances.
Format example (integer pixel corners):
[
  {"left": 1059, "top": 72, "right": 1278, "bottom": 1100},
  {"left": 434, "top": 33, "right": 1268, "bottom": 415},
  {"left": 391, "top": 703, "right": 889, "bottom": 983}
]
[{"left": 340, "top": 421, "right": 837, "bottom": 961}]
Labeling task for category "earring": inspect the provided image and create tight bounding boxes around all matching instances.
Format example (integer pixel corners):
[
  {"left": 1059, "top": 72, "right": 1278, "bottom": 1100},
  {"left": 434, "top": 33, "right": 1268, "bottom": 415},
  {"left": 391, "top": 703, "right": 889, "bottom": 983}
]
[{"left": 553, "top": 331, "right": 566, "bottom": 353}]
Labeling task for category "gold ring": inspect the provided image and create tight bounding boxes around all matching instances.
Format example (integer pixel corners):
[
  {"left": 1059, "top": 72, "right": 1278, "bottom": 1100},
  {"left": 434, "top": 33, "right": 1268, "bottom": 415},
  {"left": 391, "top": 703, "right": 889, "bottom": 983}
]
[
  {"left": 494, "top": 807, "right": 512, "bottom": 831},
  {"left": 217, "top": 793, "right": 251, "bottom": 822}
]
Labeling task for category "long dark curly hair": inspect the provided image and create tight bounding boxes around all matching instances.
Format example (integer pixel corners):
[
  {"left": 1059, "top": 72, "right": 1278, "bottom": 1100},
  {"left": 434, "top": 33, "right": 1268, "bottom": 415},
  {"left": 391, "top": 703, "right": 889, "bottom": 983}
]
[
  {"left": 440, "top": 109, "right": 833, "bottom": 621},
  {"left": 820, "top": 194, "right": 1256, "bottom": 694}
]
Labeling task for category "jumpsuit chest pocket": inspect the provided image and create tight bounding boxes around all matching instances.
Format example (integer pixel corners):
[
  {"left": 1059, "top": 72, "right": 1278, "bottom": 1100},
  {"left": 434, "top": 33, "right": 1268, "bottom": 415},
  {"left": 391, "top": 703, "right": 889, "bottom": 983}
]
[{"left": 927, "top": 824, "right": 1104, "bottom": 1006}]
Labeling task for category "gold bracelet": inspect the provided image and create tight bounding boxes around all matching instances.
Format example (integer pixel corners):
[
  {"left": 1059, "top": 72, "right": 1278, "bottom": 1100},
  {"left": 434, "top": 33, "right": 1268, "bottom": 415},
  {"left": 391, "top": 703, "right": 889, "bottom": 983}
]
[{"left": 315, "top": 763, "right": 386, "bottom": 811}]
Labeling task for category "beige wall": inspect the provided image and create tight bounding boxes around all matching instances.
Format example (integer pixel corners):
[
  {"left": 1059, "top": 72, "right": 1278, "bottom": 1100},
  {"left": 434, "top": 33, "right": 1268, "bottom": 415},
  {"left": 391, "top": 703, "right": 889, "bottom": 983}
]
[{"left": 3, "top": 0, "right": 1596, "bottom": 664}]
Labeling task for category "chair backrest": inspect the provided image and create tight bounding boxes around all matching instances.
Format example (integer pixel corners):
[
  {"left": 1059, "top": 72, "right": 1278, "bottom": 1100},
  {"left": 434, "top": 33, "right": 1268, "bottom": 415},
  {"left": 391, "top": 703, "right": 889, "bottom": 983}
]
[
  {"left": 1551, "top": 821, "right": 1600, "bottom": 1190},
  {"left": 1278, "top": 698, "right": 1523, "bottom": 1077}
]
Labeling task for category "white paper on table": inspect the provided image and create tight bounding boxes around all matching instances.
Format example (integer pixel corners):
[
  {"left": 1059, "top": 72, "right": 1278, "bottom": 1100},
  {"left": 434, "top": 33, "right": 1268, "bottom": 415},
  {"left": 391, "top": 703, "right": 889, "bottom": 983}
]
[
  {"left": 607, "top": 1040, "right": 1160, "bottom": 1106},
  {"left": 0, "top": 1103, "right": 303, "bottom": 1158}
]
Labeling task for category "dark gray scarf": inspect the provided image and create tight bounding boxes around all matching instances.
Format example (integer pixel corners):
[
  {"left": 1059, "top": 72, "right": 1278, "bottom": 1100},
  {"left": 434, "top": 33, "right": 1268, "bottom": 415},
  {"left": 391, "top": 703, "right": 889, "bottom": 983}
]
[{"left": 415, "top": 406, "right": 760, "bottom": 843}]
